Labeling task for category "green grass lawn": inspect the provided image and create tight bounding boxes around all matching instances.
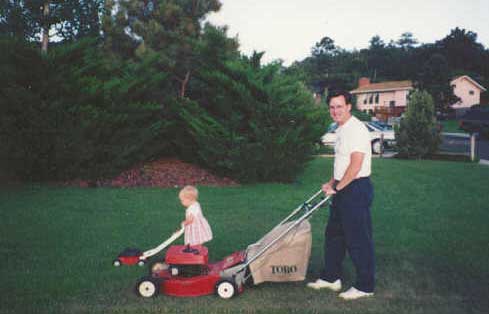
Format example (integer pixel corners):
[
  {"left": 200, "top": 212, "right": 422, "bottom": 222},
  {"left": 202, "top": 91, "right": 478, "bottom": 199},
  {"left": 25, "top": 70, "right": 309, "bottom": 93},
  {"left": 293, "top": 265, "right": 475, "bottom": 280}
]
[
  {"left": 440, "top": 120, "right": 466, "bottom": 134},
  {"left": 1, "top": 158, "right": 488, "bottom": 314}
]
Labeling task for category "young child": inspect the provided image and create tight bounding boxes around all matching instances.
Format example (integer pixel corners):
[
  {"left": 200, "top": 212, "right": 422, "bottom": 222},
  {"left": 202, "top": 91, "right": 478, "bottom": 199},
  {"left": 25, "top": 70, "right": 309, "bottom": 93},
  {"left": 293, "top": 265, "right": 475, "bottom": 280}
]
[{"left": 178, "top": 185, "right": 213, "bottom": 246}]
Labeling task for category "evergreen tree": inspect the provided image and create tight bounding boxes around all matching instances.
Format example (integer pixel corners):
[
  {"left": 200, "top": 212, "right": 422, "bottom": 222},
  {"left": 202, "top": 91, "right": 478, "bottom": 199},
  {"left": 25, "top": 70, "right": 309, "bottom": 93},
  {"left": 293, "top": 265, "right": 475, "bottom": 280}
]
[
  {"left": 397, "top": 32, "right": 418, "bottom": 50},
  {"left": 395, "top": 90, "right": 441, "bottom": 159},
  {"left": 181, "top": 59, "right": 324, "bottom": 182},
  {"left": 103, "top": 0, "right": 221, "bottom": 98},
  {"left": 418, "top": 53, "right": 459, "bottom": 113},
  {"left": 0, "top": 0, "right": 104, "bottom": 50}
]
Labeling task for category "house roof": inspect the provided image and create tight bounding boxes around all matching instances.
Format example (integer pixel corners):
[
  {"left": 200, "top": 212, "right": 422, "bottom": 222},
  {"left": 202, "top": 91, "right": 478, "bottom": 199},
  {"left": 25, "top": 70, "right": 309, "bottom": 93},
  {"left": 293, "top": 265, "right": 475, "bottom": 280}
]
[
  {"left": 350, "top": 80, "right": 413, "bottom": 94},
  {"left": 450, "top": 75, "right": 487, "bottom": 92}
]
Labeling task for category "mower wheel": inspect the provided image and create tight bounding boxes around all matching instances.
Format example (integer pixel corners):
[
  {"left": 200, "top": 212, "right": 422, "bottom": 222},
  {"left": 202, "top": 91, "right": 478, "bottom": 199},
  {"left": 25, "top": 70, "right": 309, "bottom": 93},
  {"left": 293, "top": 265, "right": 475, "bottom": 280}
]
[
  {"left": 113, "top": 259, "right": 121, "bottom": 267},
  {"left": 216, "top": 279, "right": 237, "bottom": 299},
  {"left": 137, "top": 260, "right": 146, "bottom": 267},
  {"left": 136, "top": 277, "right": 159, "bottom": 298}
]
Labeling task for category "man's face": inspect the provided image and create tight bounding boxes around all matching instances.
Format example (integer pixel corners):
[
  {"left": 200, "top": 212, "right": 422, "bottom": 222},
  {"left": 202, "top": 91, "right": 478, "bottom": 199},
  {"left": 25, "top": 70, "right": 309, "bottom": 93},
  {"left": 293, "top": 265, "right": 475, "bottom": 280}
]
[{"left": 329, "top": 95, "right": 352, "bottom": 125}]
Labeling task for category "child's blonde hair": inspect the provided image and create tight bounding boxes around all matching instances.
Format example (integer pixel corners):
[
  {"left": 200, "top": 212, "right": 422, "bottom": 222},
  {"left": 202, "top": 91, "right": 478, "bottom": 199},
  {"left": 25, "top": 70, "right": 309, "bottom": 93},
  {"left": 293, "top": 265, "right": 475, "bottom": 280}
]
[{"left": 179, "top": 185, "right": 199, "bottom": 201}]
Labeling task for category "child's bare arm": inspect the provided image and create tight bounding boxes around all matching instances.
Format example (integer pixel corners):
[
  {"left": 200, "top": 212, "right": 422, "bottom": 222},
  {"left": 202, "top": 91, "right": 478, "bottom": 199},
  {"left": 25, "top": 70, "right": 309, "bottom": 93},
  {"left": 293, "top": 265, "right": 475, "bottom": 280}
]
[{"left": 181, "top": 213, "right": 194, "bottom": 226}]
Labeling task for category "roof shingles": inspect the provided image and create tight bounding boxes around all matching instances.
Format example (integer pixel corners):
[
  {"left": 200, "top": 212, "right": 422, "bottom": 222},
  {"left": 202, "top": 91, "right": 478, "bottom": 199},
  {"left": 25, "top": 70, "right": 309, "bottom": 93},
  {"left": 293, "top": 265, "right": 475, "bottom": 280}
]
[{"left": 351, "top": 80, "right": 413, "bottom": 93}]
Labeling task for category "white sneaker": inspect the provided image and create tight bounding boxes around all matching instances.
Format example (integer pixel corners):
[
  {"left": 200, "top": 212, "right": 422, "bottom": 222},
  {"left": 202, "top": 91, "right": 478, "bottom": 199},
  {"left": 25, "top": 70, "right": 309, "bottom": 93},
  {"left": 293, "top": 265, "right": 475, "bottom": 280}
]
[
  {"left": 306, "top": 279, "right": 342, "bottom": 291},
  {"left": 338, "top": 287, "right": 374, "bottom": 300}
]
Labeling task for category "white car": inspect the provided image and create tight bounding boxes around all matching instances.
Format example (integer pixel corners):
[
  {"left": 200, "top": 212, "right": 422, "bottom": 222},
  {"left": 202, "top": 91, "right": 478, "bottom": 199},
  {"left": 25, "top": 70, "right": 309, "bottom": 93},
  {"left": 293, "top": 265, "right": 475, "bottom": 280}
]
[{"left": 321, "top": 121, "right": 396, "bottom": 154}]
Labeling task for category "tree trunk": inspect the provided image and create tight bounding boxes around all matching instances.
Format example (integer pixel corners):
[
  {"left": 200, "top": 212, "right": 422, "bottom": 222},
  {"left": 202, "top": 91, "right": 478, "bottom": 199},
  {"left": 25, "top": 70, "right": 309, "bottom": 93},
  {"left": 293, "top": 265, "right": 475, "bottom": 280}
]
[
  {"left": 179, "top": 71, "right": 191, "bottom": 98},
  {"left": 41, "top": 1, "right": 50, "bottom": 54}
]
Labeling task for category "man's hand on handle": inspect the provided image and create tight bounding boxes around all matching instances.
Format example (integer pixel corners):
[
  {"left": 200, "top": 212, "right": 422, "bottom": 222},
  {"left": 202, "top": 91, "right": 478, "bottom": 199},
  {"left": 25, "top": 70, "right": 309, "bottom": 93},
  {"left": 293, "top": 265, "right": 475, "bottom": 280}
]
[{"left": 322, "top": 181, "right": 336, "bottom": 196}]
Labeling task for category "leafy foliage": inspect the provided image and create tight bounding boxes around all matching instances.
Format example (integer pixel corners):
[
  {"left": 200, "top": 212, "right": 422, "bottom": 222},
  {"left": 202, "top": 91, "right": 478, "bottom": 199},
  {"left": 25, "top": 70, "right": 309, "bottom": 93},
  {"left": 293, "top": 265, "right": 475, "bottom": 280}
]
[
  {"left": 293, "top": 28, "right": 489, "bottom": 111},
  {"left": 103, "top": 0, "right": 221, "bottom": 97},
  {"left": 0, "top": 37, "right": 47, "bottom": 179},
  {"left": 180, "top": 56, "right": 325, "bottom": 182},
  {"left": 1, "top": 5, "right": 325, "bottom": 184},
  {"left": 395, "top": 90, "right": 441, "bottom": 158},
  {"left": 0, "top": 37, "right": 179, "bottom": 180},
  {"left": 0, "top": 0, "right": 103, "bottom": 42}
]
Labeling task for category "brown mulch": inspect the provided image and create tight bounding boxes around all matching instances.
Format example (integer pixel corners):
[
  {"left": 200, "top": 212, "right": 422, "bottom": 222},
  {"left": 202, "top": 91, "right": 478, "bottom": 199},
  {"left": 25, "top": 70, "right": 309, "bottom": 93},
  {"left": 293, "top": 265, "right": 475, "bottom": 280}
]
[{"left": 64, "top": 158, "right": 238, "bottom": 188}]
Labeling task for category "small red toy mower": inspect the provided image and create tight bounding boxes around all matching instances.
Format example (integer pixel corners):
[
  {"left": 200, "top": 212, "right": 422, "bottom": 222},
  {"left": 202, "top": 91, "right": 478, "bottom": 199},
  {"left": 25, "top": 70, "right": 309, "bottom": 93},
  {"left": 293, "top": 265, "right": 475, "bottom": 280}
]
[
  {"left": 113, "top": 228, "right": 184, "bottom": 267},
  {"left": 116, "top": 190, "right": 330, "bottom": 299}
]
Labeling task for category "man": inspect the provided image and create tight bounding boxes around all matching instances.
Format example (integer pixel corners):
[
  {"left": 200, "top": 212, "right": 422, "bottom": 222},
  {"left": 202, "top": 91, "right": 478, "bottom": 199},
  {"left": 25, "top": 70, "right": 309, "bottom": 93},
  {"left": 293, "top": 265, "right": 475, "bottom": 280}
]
[{"left": 307, "top": 90, "right": 375, "bottom": 300}]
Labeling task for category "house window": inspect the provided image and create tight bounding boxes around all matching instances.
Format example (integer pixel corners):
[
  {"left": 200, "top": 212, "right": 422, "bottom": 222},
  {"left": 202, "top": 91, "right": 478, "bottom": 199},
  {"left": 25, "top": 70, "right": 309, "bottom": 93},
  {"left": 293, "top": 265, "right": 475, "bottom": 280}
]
[
  {"left": 389, "top": 101, "right": 395, "bottom": 108},
  {"left": 363, "top": 96, "right": 367, "bottom": 104},
  {"left": 375, "top": 93, "right": 379, "bottom": 104},
  {"left": 369, "top": 94, "right": 373, "bottom": 104},
  {"left": 469, "top": 90, "right": 475, "bottom": 95}
]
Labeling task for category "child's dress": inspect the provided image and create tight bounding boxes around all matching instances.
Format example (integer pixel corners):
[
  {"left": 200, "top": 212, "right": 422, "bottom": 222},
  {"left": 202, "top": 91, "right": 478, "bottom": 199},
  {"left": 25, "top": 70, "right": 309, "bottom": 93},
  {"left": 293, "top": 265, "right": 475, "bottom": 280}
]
[{"left": 184, "top": 202, "right": 213, "bottom": 245}]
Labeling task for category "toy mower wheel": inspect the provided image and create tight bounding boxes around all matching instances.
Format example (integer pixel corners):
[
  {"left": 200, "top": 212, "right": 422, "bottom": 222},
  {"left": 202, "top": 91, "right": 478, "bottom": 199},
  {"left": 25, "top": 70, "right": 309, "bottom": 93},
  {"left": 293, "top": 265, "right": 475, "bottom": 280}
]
[
  {"left": 137, "top": 260, "right": 146, "bottom": 267},
  {"left": 216, "top": 279, "right": 237, "bottom": 299},
  {"left": 136, "top": 276, "right": 160, "bottom": 298},
  {"left": 113, "top": 259, "right": 121, "bottom": 267}
]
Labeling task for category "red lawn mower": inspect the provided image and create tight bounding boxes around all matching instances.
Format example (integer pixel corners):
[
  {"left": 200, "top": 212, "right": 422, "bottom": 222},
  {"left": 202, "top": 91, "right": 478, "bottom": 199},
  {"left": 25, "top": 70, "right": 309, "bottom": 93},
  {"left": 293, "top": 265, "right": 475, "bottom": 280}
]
[
  {"left": 137, "top": 245, "right": 247, "bottom": 299},
  {"left": 115, "top": 190, "right": 330, "bottom": 299}
]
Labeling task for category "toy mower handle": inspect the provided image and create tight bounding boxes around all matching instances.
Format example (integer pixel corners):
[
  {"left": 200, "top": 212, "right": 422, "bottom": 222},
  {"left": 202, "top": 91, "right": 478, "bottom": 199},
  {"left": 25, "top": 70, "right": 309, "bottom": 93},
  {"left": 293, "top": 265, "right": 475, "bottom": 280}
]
[{"left": 140, "top": 227, "right": 184, "bottom": 260}]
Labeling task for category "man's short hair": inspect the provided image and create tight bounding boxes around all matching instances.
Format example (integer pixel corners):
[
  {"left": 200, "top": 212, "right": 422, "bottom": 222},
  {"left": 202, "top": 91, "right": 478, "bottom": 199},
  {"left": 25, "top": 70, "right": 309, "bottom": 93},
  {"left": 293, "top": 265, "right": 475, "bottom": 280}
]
[{"left": 327, "top": 89, "right": 352, "bottom": 105}]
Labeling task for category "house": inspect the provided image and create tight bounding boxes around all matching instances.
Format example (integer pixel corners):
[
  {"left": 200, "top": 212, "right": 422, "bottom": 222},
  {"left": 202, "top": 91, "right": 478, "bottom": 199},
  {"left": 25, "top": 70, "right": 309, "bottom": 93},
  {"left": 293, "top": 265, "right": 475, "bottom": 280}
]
[
  {"left": 450, "top": 75, "right": 487, "bottom": 114},
  {"left": 350, "top": 78, "right": 413, "bottom": 120}
]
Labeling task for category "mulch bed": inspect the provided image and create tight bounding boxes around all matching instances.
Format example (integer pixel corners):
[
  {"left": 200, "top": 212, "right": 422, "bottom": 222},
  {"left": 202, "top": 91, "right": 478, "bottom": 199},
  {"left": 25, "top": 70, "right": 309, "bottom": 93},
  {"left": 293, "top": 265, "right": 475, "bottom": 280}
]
[{"left": 64, "top": 158, "right": 238, "bottom": 188}]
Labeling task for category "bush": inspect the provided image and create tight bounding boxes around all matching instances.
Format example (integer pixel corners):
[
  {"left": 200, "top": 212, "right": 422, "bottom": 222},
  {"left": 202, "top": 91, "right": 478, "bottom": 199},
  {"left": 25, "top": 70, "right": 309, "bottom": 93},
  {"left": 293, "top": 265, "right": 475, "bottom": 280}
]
[
  {"left": 395, "top": 89, "right": 441, "bottom": 158},
  {"left": 180, "top": 61, "right": 325, "bottom": 183},
  {"left": 0, "top": 37, "right": 49, "bottom": 180},
  {"left": 0, "top": 37, "right": 179, "bottom": 181},
  {"left": 1, "top": 32, "right": 325, "bottom": 184}
]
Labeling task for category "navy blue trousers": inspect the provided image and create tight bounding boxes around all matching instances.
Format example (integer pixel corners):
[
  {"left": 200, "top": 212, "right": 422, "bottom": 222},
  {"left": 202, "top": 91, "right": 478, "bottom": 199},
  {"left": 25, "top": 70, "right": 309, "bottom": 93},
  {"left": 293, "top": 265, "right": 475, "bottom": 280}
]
[{"left": 320, "top": 177, "right": 375, "bottom": 292}]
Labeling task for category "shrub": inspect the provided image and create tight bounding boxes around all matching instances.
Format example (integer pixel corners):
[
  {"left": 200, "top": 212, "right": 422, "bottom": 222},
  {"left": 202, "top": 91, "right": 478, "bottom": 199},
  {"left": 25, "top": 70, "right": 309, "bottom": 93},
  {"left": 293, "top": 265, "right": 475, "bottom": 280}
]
[
  {"left": 0, "top": 37, "right": 179, "bottom": 181},
  {"left": 1, "top": 33, "right": 325, "bottom": 184},
  {"left": 395, "top": 89, "right": 441, "bottom": 158},
  {"left": 180, "top": 61, "right": 325, "bottom": 183},
  {"left": 0, "top": 37, "right": 50, "bottom": 180}
]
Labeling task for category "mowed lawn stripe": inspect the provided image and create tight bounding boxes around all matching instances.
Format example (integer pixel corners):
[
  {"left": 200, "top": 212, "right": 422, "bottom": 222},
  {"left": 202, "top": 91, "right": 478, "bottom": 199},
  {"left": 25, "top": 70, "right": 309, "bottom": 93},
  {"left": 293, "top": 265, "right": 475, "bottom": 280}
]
[{"left": 0, "top": 158, "right": 488, "bottom": 314}]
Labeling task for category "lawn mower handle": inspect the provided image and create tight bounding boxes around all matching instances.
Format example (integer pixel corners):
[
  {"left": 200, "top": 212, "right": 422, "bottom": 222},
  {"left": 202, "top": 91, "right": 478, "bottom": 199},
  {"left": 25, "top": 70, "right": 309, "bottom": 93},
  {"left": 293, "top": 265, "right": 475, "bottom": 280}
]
[{"left": 276, "top": 189, "right": 324, "bottom": 227}]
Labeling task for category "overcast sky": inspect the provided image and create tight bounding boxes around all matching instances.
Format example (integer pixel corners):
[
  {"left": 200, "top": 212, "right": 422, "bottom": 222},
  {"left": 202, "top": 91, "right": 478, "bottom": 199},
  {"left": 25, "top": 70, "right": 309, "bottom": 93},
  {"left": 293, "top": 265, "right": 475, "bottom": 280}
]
[{"left": 206, "top": 0, "right": 489, "bottom": 65}]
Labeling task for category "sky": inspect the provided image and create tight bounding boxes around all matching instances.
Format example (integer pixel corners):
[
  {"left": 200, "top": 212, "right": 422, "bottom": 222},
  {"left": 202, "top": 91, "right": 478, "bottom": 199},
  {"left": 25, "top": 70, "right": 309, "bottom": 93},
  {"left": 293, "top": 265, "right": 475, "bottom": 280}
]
[{"left": 206, "top": 0, "right": 489, "bottom": 65}]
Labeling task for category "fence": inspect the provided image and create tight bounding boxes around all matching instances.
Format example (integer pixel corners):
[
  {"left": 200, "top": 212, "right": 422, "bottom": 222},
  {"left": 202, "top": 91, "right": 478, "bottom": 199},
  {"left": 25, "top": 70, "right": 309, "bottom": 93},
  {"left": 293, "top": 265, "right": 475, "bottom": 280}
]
[
  {"left": 438, "top": 132, "right": 489, "bottom": 162},
  {"left": 377, "top": 132, "right": 488, "bottom": 163}
]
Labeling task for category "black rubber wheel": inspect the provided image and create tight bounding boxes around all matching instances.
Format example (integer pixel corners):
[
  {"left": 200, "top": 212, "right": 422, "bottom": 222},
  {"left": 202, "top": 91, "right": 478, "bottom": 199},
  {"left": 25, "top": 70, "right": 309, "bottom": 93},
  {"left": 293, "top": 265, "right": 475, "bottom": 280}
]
[
  {"left": 215, "top": 279, "right": 237, "bottom": 299},
  {"left": 136, "top": 276, "right": 160, "bottom": 298}
]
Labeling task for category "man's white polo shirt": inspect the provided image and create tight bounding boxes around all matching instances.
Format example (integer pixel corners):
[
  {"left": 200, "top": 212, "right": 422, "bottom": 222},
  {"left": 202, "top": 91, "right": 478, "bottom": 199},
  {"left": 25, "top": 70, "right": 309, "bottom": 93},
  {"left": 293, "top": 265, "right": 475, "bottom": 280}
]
[{"left": 334, "top": 116, "right": 372, "bottom": 181}]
